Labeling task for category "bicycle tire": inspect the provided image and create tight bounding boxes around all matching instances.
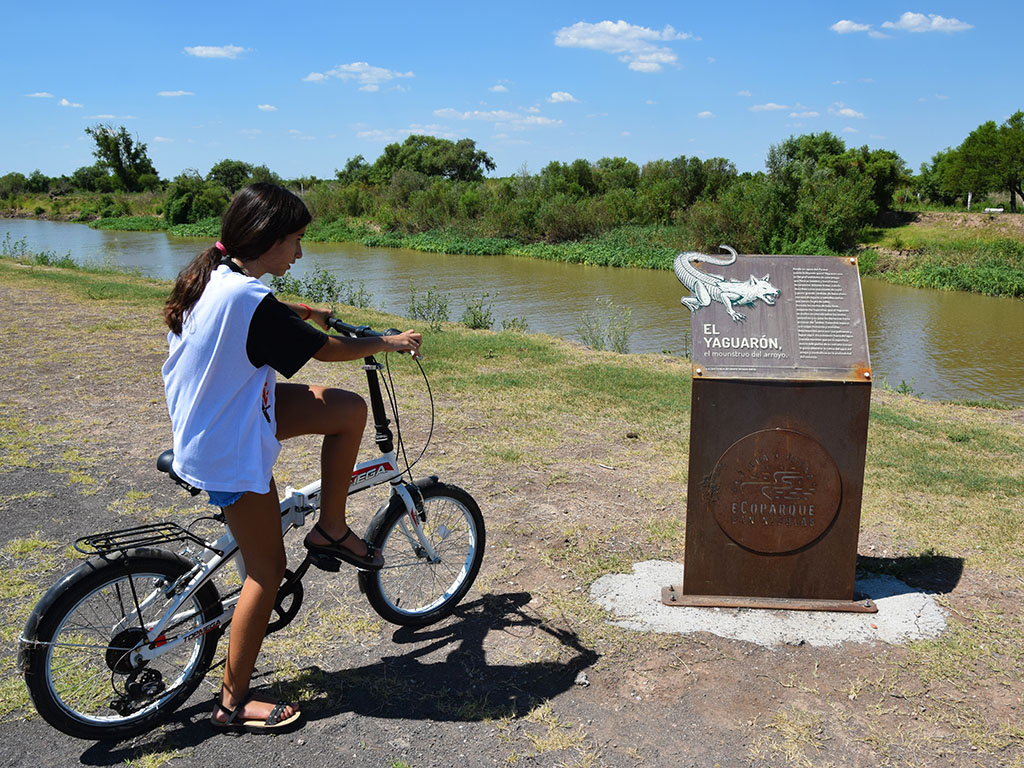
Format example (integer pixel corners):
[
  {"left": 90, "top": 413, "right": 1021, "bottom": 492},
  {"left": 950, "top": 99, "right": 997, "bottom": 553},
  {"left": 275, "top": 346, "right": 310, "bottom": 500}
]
[
  {"left": 22, "top": 548, "right": 221, "bottom": 740},
  {"left": 359, "top": 482, "right": 484, "bottom": 627}
]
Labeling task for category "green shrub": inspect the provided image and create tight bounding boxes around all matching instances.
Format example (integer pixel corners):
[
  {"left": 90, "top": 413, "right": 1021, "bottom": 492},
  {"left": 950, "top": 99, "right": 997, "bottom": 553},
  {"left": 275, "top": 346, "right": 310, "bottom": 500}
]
[
  {"left": 90, "top": 216, "right": 166, "bottom": 232},
  {"left": 575, "top": 297, "right": 636, "bottom": 353},
  {"left": 501, "top": 316, "right": 529, "bottom": 333},
  {"left": 407, "top": 285, "right": 450, "bottom": 331},
  {"left": 168, "top": 217, "right": 221, "bottom": 238},
  {"left": 459, "top": 291, "right": 494, "bottom": 330},
  {"left": 165, "top": 171, "right": 230, "bottom": 225}
]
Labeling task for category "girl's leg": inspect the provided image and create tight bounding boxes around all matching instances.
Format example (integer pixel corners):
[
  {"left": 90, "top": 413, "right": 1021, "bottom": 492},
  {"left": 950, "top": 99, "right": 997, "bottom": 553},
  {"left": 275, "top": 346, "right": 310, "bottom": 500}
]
[
  {"left": 214, "top": 484, "right": 299, "bottom": 723},
  {"left": 275, "top": 382, "right": 371, "bottom": 557}
]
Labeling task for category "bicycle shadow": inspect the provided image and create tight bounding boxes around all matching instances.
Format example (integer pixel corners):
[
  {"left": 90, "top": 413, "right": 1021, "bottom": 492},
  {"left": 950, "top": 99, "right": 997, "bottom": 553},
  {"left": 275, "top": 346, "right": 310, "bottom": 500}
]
[{"left": 80, "top": 591, "right": 599, "bottom": 762}]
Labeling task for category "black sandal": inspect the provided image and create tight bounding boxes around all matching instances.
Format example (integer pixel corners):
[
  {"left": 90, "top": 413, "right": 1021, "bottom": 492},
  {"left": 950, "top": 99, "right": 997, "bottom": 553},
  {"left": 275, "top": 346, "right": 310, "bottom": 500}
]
[
  {"left": 303, "top": 523, "right": 384, "bottom": 571},
  {"left": 211, "top": 692, "right": 302, "bottom": 732}
]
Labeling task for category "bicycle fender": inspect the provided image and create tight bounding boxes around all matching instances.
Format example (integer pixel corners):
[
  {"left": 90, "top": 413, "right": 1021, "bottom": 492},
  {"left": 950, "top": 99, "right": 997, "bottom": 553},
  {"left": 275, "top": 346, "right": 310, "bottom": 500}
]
[{"left": 362, "top": 477, "right": 440, "bottom": 538}]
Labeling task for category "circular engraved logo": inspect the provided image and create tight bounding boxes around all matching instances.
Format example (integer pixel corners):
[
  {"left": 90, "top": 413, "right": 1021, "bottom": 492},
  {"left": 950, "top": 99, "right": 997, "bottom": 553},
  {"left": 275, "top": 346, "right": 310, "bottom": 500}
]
[{"left": 707, "top": 429, "right": 841, "bottom": 554}]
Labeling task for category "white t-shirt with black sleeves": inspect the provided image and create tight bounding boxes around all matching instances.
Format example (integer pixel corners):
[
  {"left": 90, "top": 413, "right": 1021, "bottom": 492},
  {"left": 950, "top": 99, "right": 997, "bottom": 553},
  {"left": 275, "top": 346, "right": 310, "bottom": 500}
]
[{"left": 162, "top": 261, "right": 327, "bottom": 494}]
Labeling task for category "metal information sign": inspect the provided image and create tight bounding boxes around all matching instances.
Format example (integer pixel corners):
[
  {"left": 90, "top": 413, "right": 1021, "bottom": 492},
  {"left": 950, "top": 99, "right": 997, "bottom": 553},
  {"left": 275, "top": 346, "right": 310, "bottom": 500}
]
[
  {"left": 665, "top": 249, "right": 875, "bottom": 613},
  {"left": 680, "top": 250, "right": 871, "bottom": 382}
]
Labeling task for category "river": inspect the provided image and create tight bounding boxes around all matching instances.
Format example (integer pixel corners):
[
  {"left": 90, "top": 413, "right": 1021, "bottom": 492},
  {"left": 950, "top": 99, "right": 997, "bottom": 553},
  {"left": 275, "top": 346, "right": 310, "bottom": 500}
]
[{"left": 3, "top": 218, "right": 1022, "bottom": 406}]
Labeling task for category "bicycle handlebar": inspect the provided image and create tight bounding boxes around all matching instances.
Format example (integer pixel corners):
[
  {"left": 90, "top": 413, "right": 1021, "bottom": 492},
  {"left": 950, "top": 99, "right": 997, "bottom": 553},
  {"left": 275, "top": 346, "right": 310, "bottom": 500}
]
[{"left": 326, "top": 317, "right": 401, "bottom": 339}]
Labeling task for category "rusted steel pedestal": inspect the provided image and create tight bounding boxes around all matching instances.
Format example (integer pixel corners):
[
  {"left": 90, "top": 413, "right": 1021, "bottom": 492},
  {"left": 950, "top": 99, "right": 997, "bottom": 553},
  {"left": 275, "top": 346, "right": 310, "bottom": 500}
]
[{"left": 665, "top": 253, "right": 875, "bottom": 613}]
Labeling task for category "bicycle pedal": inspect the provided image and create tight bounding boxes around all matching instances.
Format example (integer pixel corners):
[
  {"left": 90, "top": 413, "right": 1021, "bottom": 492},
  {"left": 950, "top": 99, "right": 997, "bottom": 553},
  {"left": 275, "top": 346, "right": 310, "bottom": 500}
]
[{"left": 306, "top": 552, "right": 342, "bottom": 572}]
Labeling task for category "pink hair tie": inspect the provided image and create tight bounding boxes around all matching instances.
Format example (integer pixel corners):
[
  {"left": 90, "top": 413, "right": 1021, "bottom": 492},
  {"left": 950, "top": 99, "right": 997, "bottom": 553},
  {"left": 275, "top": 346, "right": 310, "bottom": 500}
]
[{"left": 214, "top": 241, "right": 227, "bottom": 254}]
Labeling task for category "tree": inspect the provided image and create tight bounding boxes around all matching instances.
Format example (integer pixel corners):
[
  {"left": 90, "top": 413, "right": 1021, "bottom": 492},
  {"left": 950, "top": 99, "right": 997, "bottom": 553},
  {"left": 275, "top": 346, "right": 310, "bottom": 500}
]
[
  {"left": 370, "top": 135, "right": 495, "bottom": 184},
  {"left": 594, "top": 157, "right": 640, "bottom": 192},
  {"left": 207, "top": 159, "right": 254, "bottom": 193},
  {"left": 940, "top": 112, "right": 1024, "bottom": 212},
  {"left": 164, "top": 170, "right": 230, "bottom": 224},
  {"left": 1000, "top": 111, "right": 1024, "bottom": 212},
  {"left": 84, "top": 124, "right": 158, "bottom": 192},
  {"left": 247, "top": 164, "right": 282, "bottom": 186},
  {"left": 25, "top": 169, "right": 51, "bottom": 194},
  {"left": 832, "top": 146, "right": 908, "bottom": 212},
  {"left": 70, "top": 164, "right": 113, "bottom": 192},
  {"left": 335, "top": 155, "right": 371, "bottom": 185},
  {"left": 0, "top": 172, "right": 27, "bottom": 199}
]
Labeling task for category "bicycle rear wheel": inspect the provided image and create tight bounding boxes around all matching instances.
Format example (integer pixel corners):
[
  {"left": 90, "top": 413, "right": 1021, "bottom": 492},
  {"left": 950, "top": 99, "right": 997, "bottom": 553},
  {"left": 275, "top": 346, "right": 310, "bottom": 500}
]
[
  {"left": 22, "top": 548, "right": 221, "bottom": 740},
  {"left": 360, "top": 482, "right": 484, "bottom": 627}
]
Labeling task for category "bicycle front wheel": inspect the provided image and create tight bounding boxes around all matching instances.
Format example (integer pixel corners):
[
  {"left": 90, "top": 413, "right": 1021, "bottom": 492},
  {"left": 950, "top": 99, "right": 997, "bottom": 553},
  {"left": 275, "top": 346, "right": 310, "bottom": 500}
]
[
  {"left": 22, "top": 548, "right": 221, "bottom": 740},
  {"left": 360, "top": 482, "right": 485, "bottom": 627}
]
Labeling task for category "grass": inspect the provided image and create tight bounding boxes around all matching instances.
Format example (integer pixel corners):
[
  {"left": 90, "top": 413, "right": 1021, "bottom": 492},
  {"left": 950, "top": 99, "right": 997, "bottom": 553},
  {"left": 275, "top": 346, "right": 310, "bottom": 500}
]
[
  {"left": 1, "top": 259, "right": 1023, "bottom": 764},
  {"left": 857, "top": 214, "right": 1024, "bottom": 297}
]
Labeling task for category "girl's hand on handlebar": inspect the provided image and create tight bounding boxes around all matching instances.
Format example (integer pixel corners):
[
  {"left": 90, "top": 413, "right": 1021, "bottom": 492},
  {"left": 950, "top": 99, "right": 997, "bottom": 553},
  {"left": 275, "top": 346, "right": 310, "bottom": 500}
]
[
  {"left": 384, "top": 330, "right": 423, "bottom": 359},
  {"left": 311, "top": 306, "right": 334, "bottom": 332}
]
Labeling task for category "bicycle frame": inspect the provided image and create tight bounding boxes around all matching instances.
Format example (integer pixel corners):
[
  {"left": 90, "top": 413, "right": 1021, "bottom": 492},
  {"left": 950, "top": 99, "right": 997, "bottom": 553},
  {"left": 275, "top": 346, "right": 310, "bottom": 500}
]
[{"left": 128, "top": 341, "right": 437, "bottom": 666}]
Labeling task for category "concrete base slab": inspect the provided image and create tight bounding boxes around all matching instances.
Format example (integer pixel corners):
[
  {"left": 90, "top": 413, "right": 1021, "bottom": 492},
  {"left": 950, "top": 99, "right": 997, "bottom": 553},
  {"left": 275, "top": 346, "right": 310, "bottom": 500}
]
[{"left": 590, "top": 560, "right": 947, "bottom": 648}]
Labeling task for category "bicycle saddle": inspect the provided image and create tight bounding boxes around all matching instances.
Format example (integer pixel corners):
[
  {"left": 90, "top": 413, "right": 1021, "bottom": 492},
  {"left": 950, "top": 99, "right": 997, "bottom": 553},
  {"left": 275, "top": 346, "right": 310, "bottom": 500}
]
[{"left": 157, "top": 449, "right": 202, "bottom": 496}]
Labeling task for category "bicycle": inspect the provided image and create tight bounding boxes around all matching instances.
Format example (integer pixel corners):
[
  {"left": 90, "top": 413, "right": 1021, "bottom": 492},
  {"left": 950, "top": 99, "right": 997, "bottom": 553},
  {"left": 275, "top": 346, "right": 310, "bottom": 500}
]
[{"left": 18, "top": 318, "right": 485, "bottom": 741}]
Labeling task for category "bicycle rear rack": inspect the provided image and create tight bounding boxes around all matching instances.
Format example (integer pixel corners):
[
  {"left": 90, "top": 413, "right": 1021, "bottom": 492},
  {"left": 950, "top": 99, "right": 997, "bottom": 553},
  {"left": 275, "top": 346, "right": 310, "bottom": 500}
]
[{"left": 74, "top": 522, "right": 222, "bottom": 557}]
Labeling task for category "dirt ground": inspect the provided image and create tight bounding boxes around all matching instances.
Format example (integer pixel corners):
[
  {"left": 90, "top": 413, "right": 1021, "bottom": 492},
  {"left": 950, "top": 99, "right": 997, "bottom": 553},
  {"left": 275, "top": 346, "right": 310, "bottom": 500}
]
[{"left": 1, "top": 273, "right": 1022, "bottom": 768}]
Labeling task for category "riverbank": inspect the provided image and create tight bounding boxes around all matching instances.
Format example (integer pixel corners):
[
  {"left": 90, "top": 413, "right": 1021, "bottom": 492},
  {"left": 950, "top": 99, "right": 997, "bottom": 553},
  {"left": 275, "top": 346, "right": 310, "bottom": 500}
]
[
  {"left": 0, "top": 260, "right": 1022, "bottom": 766},
  {"left": 6, "top": 202, "right": 1023, "bottom": 298},
  {"left": 858, "top": 211, "right": 1024, "bottom": 298}
]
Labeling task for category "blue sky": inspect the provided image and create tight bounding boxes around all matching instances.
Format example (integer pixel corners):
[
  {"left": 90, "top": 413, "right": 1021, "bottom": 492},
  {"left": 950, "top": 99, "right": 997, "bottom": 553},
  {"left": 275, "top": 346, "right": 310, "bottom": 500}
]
[{"left": 3, "top": 2, "right": 1019, "bottom": 181}]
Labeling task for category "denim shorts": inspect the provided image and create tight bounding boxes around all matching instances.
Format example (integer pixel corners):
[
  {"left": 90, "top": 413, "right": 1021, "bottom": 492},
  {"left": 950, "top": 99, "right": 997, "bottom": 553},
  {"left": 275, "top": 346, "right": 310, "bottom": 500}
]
[{"left": 207, "top": 490, "right": 246, "bottom": 508}]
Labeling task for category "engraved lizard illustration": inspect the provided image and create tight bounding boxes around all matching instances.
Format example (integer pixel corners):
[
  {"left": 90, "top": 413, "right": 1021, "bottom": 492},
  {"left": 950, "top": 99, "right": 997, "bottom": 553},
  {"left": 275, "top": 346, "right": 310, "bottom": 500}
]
[{"left": 673, "top": 244, "right": 780, "bottom": 322}]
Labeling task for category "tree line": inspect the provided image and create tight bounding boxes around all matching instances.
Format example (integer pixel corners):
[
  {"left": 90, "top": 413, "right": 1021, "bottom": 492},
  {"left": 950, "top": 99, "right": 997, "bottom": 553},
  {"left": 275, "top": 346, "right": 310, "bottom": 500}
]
[{"left": 1, "top": 114, "right": 1021, "bottom": 254}]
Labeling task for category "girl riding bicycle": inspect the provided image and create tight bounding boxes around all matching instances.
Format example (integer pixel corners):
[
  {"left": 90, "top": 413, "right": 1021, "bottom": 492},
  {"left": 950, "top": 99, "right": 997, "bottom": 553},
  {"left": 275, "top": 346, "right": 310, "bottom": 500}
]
[{"left": 162, "top": 183, "right": 421, "bottom": 731}]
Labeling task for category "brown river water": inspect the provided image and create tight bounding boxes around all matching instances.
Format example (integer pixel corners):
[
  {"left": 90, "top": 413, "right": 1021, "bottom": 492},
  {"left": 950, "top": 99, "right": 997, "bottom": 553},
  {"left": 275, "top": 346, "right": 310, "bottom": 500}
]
[{"left": 4, "top": 219, "right": 1022, "bottom": 406}]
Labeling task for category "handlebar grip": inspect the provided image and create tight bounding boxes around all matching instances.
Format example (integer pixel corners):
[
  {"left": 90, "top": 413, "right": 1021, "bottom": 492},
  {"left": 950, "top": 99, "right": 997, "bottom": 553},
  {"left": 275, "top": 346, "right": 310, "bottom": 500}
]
[{"left": 326, "top": 317, "right": 381, "bottom": 337}]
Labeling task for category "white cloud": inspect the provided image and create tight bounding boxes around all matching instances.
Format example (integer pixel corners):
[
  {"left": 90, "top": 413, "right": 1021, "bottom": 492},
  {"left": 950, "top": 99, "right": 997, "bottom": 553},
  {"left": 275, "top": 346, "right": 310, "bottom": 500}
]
[
  {"left": 153, "top": 136, "right": 174, "bottom": 143},
  {"left": 434, "top": 107, "right": 561, "bottom": 131},
  {"left": 882, "top": 12, "right": 972, "bottom": 33},
  {"left": 257, "top": 104, "right": 277, "bottom": 112},
  {"left": 58, "top": 98, "right": 83, "bottom": 108},
  {"left": 697, "top": 110, "right": 714, "bottom": 119},
  {"left": 86, "top": 114, "right": 116, "bottom": 119},
  {"left": 831, "top": 20, "right": 871, "bottom": 34},
  {"left": 750, "top": 102, "right": 788, "bottom": 112},
  {"left": 646, "top": 100, "right": 657, "bottom": 105},
  {"left": 302, "top": 61, "right": 414, "bottom": 90},
  {"left": 548, "top": 91, "right": 579, "bottom": 103},
  {"left": 829, "top": 102, "right": 866, "bottom": 119},
  {"left": 554, "top": 19, "right": 695, "bottom": 73},
  {"left": 355, "top": 123, "right": 458, "bottom": 142},
  {"left": 707, "top": 57, "right": 716, "bottom": 64},
  {"left": 790, "top": 111, "right": 819, "bottom": 118},
  {"left": 185, "top": 45, "right": 246, "bottom": 59},
  {"left": 843, "top": 127, "right": 860, "bottom": 133},
  {"left": 158, "top": 90, "right": 194, "bottom": 97},
  {"left": 25, "top": 92, "right": 54, "bottom": 98},
  {"left": 489, "top": 84, "right": 509, "bottom": 93},
  {"left": 736, "top": 89, "right": 751, "bottom": 97},
  {"left": 622, "top": 131, "right": 631, "bottom": 137},
  {"left": 239, "top": 128, "right": 261, "bottom": 135}
]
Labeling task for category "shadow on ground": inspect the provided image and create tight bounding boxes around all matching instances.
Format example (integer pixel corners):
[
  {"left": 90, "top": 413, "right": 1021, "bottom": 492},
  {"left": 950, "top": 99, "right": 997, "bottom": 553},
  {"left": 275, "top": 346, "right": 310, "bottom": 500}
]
[
  {"left": 857, "top": 551, "right": 964, "bottom": 594},
  {"left": 79, "top": 591, "right": 598, "bottom": 764}
]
